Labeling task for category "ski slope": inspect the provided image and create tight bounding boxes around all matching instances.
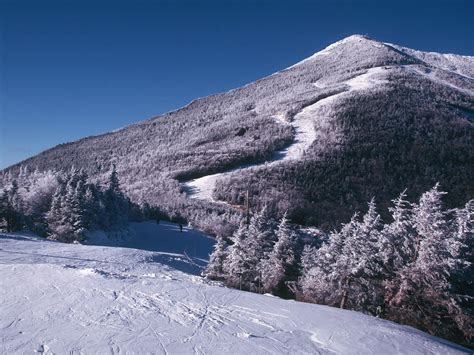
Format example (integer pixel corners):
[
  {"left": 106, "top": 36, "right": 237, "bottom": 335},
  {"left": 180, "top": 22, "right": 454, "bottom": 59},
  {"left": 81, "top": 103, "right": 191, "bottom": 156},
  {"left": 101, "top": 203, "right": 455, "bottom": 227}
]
[
  {"left": 182, "top": 66, "right": 389, "bottom": 202},
  {"left": 182, "top": 56, "right": 473, "bottom": 204},
  {"left": 0, "top": 222, "right": 469, "bottom": 354}
]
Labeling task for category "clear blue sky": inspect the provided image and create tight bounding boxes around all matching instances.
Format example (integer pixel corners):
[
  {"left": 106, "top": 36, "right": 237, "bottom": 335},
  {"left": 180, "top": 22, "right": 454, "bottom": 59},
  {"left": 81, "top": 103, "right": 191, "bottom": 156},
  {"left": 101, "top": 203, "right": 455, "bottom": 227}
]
[{"left": 1, "top": 0, "right": 473, "bottom": 169}]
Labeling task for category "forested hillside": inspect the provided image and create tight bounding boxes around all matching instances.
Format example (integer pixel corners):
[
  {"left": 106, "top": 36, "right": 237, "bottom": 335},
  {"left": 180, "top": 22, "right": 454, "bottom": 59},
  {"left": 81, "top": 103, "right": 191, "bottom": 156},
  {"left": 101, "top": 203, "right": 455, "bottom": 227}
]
[
  {"left": 2, "top": 35, "right": 473, "bottom": 230},
  {"left": 1, "top": 34, "right": 473, "bottom": 349}
]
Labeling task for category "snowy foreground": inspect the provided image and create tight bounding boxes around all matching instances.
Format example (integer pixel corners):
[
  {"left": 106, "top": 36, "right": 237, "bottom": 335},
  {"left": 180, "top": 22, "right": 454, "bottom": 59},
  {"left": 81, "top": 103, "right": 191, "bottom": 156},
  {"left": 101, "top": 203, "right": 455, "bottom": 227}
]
[{"left": 0, "top": 222, "right": 469, "bottom": 354}]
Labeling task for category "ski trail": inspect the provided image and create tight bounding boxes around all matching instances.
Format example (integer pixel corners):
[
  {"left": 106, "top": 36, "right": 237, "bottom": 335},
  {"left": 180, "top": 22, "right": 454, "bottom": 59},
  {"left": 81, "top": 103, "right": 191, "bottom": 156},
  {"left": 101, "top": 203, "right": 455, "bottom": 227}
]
[
  {"left": 181, "top": 67, "right": 388, "bottom": 202},
  {"left": 406, "top": 65, "right": 474, "bottom": 97}
]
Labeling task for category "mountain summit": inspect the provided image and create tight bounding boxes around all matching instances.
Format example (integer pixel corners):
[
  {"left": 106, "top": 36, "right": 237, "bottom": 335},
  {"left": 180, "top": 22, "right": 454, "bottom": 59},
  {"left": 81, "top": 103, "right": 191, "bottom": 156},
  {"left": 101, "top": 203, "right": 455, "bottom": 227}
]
[{"left": 2, "top": 35, "right": 473, "bottom": 228}]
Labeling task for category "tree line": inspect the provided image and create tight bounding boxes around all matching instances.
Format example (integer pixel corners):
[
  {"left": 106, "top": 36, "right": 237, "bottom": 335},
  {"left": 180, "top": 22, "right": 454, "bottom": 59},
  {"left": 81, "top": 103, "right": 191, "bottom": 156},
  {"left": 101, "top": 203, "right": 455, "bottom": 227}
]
[
  {"left": 212, "top": 73, "right": 474, "bottom": 230},
  {"left": 204, "top": 185, "right": 473, "bottom": 347},
  {"left": 0, "top": 166, "right": 147, "bottom": 242}
]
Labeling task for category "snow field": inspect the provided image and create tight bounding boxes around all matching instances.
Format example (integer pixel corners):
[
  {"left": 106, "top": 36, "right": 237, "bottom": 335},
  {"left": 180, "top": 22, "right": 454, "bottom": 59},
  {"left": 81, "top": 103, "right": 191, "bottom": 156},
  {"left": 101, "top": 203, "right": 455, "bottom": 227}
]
[{"left": 0, "top": 222, "right": 469, "bottom": 354}]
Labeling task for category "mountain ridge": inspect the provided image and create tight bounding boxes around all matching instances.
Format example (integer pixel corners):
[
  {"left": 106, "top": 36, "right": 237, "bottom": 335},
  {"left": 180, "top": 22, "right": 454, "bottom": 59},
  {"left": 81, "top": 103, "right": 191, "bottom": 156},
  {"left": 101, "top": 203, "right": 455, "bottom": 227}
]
[
  {"left": 2, "top": 34, "right": 473, "bottom": 230},
  {"left": 5, "top": 35, "right": 473, "bottom": 170}
]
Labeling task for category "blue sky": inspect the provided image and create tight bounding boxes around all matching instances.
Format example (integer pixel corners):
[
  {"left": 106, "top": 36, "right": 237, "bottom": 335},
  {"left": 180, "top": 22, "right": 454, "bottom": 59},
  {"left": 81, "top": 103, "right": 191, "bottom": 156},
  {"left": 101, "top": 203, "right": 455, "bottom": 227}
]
[{"left": 1, "top": 0, "right": 473, "bottom": 169}]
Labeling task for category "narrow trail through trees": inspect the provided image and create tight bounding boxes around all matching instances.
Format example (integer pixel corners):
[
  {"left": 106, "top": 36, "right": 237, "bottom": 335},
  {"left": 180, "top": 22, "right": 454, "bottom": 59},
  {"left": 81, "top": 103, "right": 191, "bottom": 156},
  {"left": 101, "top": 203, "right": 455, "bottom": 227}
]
[{"left": 181, "top": 67, "right": 389, "bottom": 203}]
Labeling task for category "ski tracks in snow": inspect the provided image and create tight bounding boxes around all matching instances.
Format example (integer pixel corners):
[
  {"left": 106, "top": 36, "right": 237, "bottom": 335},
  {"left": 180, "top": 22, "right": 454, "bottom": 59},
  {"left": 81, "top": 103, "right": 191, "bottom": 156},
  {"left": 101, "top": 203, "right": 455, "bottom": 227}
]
[{"left": 1, "top": 230, "right": 469, "bottom": 354}]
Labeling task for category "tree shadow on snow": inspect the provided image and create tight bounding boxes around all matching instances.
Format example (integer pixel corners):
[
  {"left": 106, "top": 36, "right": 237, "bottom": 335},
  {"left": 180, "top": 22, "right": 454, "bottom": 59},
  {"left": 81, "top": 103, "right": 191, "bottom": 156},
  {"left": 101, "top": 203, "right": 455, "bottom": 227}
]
[
  {"left": 145, "top": 253, "right": 207, "bottom": 275},
  {"left": 90, "top": 221, "right": 215, "bottom": 276}
]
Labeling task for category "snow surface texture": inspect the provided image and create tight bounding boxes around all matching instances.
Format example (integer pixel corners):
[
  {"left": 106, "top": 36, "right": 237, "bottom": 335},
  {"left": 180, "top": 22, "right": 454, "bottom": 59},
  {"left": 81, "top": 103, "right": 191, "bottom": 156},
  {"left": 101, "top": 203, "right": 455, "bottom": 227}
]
[
  {"left": 86, "top": 221, "right": 215, "bottom": 275},
  {"left": 0, "top": 222, "right": 469, "bottom": 354},
  {"left": 182, "top": 66, "right": 389, "bottom": 202}
]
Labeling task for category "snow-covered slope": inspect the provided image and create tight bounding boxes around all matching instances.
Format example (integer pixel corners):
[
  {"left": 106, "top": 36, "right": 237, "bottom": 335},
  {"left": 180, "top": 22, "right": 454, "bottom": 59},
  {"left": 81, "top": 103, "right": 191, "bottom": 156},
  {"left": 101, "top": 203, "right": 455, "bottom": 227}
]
[
  {"left": 182, "top": 65, "right": 390, "bottom": 202},
  {"left": 0, "top": 223, "right": 469, "bottom": 354},
  {"left": 3, "top": 34, "right": 473, "bottom": 230}
]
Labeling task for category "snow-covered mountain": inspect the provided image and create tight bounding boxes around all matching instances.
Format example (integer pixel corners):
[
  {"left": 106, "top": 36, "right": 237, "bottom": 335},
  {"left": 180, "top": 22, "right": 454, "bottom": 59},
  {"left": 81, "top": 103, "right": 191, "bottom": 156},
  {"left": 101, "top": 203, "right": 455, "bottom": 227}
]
[
  {"left": 0, "top": 222, "right": 470, "bottom": 354},
  {"left": 2, "top": 34, "right": 473, "bottom": 230}
]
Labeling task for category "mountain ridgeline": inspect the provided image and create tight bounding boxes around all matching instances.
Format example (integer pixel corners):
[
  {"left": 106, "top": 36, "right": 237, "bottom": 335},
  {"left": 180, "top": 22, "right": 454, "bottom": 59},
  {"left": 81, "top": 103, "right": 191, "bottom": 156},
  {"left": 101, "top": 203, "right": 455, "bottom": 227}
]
[{"left": 2, "top": 35, "right": 473, "bottom": 229}]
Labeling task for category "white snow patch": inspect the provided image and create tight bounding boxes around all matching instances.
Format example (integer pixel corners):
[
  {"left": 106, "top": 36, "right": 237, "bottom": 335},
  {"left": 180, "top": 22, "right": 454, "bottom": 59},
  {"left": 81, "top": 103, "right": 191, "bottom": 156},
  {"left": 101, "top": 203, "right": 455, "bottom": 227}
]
[
  {"left": 183, "top": 173, "right": 225, "bottom": 202},
  {"left": 273, "top": 112, "right": 290, "bottom": 125},
  {"left": 77, "top": 268, "right": 97, "bottom": 276},
  {"left": 345, "top": 66, "right": 389, "bottom": 91},
  {"left": 287, "top": 35, "right": 371, "bottom": 69},
  {"left": 141, "top": 272, "right": 157, "bottom": 278},
  {"left": 235, "top": 332, "right": 252, "bottom": 339}
]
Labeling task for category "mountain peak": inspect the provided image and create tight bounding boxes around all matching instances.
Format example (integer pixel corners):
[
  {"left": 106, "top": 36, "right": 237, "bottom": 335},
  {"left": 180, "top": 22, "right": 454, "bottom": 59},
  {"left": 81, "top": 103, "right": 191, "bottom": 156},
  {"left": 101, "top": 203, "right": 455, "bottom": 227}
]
[
  {"left": 288, "top": 34, "right": 390, "bottom": 69},
  {"left": 318, "top": 34, "right": 380, "bottom": 53},
  {"left": 342, "top": 34, "right": 372, "bottom": 41}
]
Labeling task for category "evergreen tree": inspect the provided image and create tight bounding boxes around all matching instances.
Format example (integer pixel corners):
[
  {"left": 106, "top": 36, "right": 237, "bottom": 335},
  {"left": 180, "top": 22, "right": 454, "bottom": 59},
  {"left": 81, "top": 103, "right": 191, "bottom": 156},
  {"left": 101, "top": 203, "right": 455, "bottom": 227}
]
[
  {"left": 203, "top": 236, "right": 228, "bottom": 280},
  {"left": 301, "top": 201, "right": 385, "bottom": 313},
  {"left": 452, "top": 200, "right": 474, "bottom": 286},
  {"left": 0, "top": 189, "right": 9, "bottom": 231},
  {"left": 300, "top": 244, "right": 317, "bottom": 275},
  {"left": 261, "top": 213, "right": 296, "bottom": 295},
  {"left": 107, "top": 164, "right": 121, "bottom": 195},
  {"left": 447, "top": 200, "right": 474, "bottom": 341},
  {"left": 382, "top": 190, "right": 415, "bottom": 272},
  {"left": 382, "top": 190, "right": 416, "bottom": 314},
  {"left": 83, "top": 184, "right": 102, "bottom": 228},
  {"left": 45, "top": 184, "right": 64, "bottom": 238},
  {"left": 223, "top": 221, "right": 254, "bottom": 289},
  {"left": 1, "top": 166, "right": 140, "bottom": 243},
  {"left": 246, "top": 206, "right": 276, "bottom": 289},
  {"left": 104, "top": 164, "right": 128, "bottom": 230},
  {"left": 46, "top": 171, "right": 86, "bottom": 242},
  {"left": 413, "top": 184, "right": 450, "bottom": 272},
  {"left": 300, "top": 214, "right": 357, "bottom": 305},
  {"left": 298, "top": 187, "right": 472, "bottom": 344},
  {"left": 4, "top": 180, "right": 24, "bottom": 231},
  {"left": 348, "top": 199, "right": 385, "bottom": 313},
  {"left": 389, "top": 185, "right": 460, "bottom": 340},
  {"left": 248, "top": 206, "right": 276, "bottom": 254}
]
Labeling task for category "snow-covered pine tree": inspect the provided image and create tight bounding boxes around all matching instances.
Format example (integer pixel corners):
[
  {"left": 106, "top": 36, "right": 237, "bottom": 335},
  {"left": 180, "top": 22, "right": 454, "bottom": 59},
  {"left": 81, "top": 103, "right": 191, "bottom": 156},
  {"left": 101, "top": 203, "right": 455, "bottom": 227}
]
[
  {"left": 246, "top": 205, "right": 276, "bottom": 290},
  {"left": 60, "top": 172, "right": 85, "bottom": 242},
  {"left": 299, "top": 214, "right": 357, "bottom": 305},
  {"left": 298, "top": 187, "right": 472, "bottom": 344},
  {"left": 389, "top": 184, "right": 459, "bottom": 339},
  {"left": 83, "top": 184, "right": 102, "bottom": 228},
  {"left": 307, "top": 200, "right": 385, "bottom": 313},
  {"left": 203, "top": 236, "right": 228, "bottom": 280},
  {"left": 45, "top": 170, "right": 87, "bottom": 242},
  {"left": 382, "top": 190, "right": 415, "bottom": 272},
  {"left": 71, "top": 172, "right": 88, "bottom": 236},
  {"left": 448, "top": 200, "right": 474, "bottom": 341},
  {"left": 104, "top": 164, "right": 128, "bottom": 230},
  {"left": 345, "top": 199, "right": 385, "bottom": 313},
  {"left": 261, "top": 213, "right": 296, "bottom": 296},
  {"left": 248, "top": 205, "right": 276, "bottom": 254},
  {"left": 300, "top": 244, "right": 317, "bottom": 276},
  {"left": 0, "top": 189, "right": 9, "bottom": 231},
  {"left": 413, "top": 184, "right": 450, "bottom": 272},
  {"left": 21, "top": 169, "right": 59, "bottom": 234},
  {"left": 450, "top": 200, "right": 473, "bottom": 273},
  {"left": 382, "top": 190, "right": 417, "bottom": 315},
  {"left": 6, "top": 180, "right": 24, "bottom": 231},
  {"left": 45, "top": 184, "right": 64, "bottom": 239},
  {"left": 223, "top": 221, "right": 254, "bottom": 289}
]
